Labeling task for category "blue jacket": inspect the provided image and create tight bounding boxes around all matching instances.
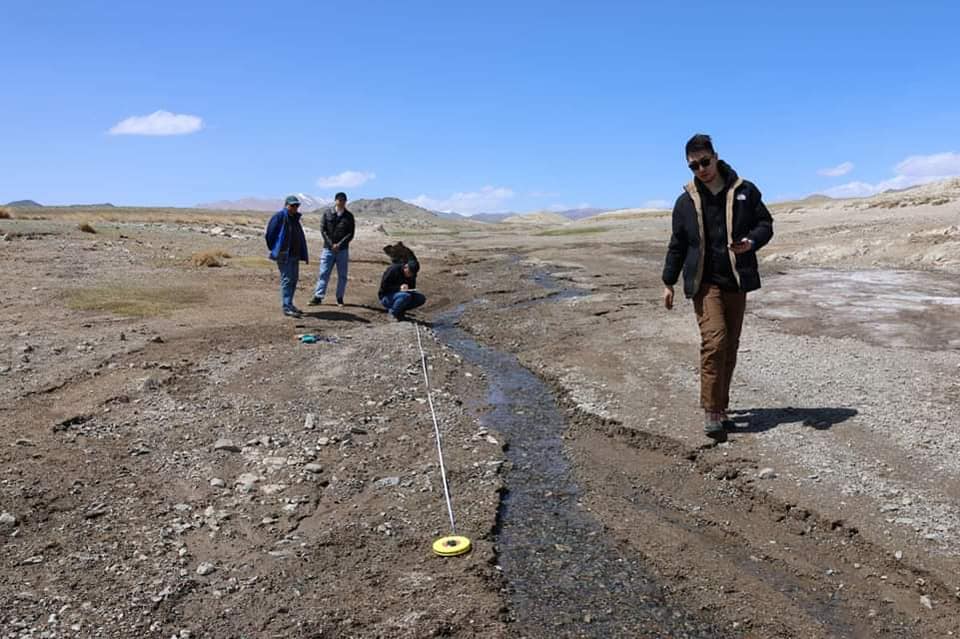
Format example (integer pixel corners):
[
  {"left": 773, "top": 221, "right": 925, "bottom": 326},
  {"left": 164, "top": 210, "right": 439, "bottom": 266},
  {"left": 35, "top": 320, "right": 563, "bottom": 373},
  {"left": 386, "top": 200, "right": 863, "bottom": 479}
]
[{"left": 265, "top": 209, "right": 309, "bottom": 262}]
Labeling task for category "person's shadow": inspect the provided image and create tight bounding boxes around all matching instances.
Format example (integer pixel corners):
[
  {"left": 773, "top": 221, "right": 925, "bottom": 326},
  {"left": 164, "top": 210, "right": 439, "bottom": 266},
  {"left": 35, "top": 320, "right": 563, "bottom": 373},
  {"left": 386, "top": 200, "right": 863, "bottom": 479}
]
[
  {"left": 302, "top": 310, "right": 371, "bottom": 323},
  {"left": 729, "top": 407, "right": 858, "bottom": 433}
]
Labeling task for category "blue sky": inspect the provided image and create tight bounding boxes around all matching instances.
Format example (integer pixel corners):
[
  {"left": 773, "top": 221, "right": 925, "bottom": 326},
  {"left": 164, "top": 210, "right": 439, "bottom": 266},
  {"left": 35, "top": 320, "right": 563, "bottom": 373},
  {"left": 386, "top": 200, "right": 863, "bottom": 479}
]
[{"left": 3, "top": 1, "right": 960, "bottom": 214}]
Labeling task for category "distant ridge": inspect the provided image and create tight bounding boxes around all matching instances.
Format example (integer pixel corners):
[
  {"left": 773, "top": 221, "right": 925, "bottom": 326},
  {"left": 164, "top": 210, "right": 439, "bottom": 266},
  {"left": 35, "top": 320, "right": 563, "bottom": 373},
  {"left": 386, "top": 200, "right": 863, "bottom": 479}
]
[
  {"left": 196, "top": 194, "right": 327, "bottom": 212},
  {"left": 5, "top": 199, "right": 42, "bottom": 207}
]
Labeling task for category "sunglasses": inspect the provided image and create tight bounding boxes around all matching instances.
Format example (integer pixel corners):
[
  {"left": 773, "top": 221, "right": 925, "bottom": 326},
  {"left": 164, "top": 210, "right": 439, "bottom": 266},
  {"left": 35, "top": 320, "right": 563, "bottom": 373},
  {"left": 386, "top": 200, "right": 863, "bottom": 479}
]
[{"left": 687, "top": 157, "right": 713, "bottom": 171}]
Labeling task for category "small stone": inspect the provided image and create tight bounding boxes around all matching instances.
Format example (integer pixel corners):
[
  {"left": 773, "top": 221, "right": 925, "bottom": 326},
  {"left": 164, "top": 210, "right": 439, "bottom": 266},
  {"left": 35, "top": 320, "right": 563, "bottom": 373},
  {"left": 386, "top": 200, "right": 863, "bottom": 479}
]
[
  {"left": 757, "top": 468, "right": 776, "bottom": 480},
  {"left": 262, "top": 456, "right": 287, "bottom": 469},
  {"left": 0, "top": 511, "right": 17, "bottom": 528},
  {"left": 209, "top": 478, "right": 226, "bottom": 488},
  {"left": 213, "top": 439, "right": 241, "bottom": 453},
  {"left": 317, "top": 437, "right": 331, "bottom": 446},
  {"left": 373, "top": 476, "right": 401, "bottom": 489},
  {"left": 261, "top": 484, "right": 287, "bottom": 495},
  {"left": 304, "top": 413, "right": 316, "bottom": 430},
  {"left": 235, "top": 473, "right": 260, "bottom": 490},
  {"left": 304, "top": 463, "right": 323, "bottom": 474},
  {"left": 196, "top": 562, "right": 215, "bottom": 576},
  {"left": 894, "top": 550, "right": 903, "bottom": 561},
  {"left": 920, "top": 595, "right": 933, "bottom": 609}
]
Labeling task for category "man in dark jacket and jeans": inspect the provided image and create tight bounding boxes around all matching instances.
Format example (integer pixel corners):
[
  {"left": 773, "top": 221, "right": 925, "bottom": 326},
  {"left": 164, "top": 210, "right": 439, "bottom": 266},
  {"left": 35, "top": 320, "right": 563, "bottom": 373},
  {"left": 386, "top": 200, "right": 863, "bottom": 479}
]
[
  {"left": 662, "top": 134, "right": 774, "bottom": 442},
  {"left": 379, "top": 260, "right": 425, "bottom": 321},
  {"left": 265, "top": 195, "right": 309, "bottom": 318},
  {"left": 309, "top": 191, "right": 355, "bottom": 307}
]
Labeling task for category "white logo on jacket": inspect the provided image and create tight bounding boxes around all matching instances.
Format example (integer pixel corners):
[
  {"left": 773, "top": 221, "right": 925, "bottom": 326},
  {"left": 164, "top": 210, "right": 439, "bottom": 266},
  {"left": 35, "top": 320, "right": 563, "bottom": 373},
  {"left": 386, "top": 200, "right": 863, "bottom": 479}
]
[{"left": 736, "top": 193, "right": 747, "bottom": 201}]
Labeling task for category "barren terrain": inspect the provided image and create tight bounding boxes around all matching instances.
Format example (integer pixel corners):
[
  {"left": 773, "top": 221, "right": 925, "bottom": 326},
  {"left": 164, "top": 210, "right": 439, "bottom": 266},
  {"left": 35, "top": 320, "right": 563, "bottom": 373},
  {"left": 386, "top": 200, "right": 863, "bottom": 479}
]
[{"left": 2, "top": 184, "right": 960, "bottom": 638}]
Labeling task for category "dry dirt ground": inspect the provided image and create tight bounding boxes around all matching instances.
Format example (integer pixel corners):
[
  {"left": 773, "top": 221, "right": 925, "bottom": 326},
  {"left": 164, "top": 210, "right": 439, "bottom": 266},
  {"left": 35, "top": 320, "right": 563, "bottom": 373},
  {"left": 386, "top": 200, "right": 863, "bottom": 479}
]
[{"left": 1, "top": 191, "right": 960, "bottom": 638}]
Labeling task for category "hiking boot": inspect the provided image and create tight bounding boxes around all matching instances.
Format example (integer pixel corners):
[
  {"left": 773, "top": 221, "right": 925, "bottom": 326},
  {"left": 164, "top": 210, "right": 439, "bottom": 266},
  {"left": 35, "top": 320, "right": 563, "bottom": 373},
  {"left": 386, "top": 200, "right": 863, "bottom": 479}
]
[
  {"left": 704, "top": 419, "right": 727, "bottom": 443},
  {"left": 307, "top": 296, "right": 323, "bottom": 306},
  {"left": 283, "top": 308, "right": 303, "bottom": 318}
]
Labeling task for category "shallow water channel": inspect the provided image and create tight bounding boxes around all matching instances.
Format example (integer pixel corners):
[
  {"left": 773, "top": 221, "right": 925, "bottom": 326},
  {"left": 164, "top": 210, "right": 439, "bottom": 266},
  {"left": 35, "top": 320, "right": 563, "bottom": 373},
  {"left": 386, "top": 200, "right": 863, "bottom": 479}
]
[{"left": 433, "top": 277, "right": 725, "bottom": 638}]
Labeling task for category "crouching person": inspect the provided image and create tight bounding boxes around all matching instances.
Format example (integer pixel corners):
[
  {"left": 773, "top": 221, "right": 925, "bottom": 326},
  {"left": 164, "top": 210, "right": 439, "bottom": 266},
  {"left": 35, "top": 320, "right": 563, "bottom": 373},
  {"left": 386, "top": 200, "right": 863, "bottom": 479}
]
[{"left": 379, "top": 260, "right": 425, "bottom": 321}]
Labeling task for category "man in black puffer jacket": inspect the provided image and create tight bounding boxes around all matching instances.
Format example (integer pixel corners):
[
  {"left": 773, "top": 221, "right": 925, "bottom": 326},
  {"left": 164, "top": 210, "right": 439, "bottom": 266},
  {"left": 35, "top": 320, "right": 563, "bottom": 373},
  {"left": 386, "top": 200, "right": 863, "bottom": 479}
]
[
  {"left": 662, "top": 134, "right": 774, "bottom": 442},
  {"left": 309, "top": 192, "right": 356, "bottom": 307}
]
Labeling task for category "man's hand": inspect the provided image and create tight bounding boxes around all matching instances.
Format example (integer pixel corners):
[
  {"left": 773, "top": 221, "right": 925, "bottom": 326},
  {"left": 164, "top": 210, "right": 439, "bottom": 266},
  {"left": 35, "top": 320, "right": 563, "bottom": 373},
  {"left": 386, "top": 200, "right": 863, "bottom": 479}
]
[
  {"left": 400, "top": 283, "right": 409, "bottom": 291},
  {"left": 730, "top": 238, "right": 753, "bottom": 255},
  {"left": 331, "top": 243, "right": 340, "bottom": 252},
  {"left": 663, "top": 286, "right": 674, "bottom": 310}
]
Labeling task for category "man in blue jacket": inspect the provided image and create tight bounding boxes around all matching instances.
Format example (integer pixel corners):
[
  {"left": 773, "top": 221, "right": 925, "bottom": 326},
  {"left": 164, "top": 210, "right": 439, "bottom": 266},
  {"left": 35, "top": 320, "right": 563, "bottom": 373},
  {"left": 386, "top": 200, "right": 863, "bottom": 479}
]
[
  {"left": 265, "top": 195, "right": 309, "bottom": 318},
  {"left": 662, "top": 134, "right": 774, "bottom": 442}
]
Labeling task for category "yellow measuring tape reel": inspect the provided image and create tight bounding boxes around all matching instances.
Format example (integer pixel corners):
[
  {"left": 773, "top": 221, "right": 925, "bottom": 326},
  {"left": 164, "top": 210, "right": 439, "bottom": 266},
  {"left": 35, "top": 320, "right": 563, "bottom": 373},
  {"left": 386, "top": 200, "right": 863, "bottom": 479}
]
[{"left": 433, "top": 535, "right": 472, "bottom": 557}]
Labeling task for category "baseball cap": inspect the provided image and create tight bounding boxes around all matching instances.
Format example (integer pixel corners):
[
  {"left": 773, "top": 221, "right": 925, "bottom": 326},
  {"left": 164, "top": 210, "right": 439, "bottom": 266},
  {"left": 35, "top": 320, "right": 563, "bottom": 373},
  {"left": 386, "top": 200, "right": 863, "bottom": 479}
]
[{"left": 284, "top": 195, "right": 301, "bottom": 206}]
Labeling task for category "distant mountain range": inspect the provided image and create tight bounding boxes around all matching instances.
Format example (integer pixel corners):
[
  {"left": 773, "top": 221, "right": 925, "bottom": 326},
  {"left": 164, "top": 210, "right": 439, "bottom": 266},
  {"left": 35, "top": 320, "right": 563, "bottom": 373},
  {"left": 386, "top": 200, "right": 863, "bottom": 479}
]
[
  {"left": 193, "top": 196, "right": 615, "bottom": 223},
  {"left": 196, "top": 193, "right": 328, "bottom": 212},
  {"left": 4, "top": 200, "right": 116, "bottom": 208},
  {"left": 468, "top": 207, "right": 613, "bottom": 223}
]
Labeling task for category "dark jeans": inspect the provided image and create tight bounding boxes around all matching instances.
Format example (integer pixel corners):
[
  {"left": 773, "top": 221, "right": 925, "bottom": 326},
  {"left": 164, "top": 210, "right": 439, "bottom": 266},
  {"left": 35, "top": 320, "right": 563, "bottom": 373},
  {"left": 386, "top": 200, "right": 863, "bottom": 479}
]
[
  {"left": 380, "top": 290, "right": 426, "bottom": 318},
  {"left": 276, "top": 254, "right": 300, "bottom": 310}
]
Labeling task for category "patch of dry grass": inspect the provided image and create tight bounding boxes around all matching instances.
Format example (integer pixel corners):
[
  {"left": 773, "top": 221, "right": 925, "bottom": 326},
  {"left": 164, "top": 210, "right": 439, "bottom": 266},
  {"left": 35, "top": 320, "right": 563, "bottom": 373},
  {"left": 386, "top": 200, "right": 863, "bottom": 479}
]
[
  {"left": 78, "top": 222, "right": 96, "bottom": 233},
  {"left": 191, "top": 249, "right": 232, "bottom": 267},
  {"left": 536, "top": 226, "right": 612, "bottom": 237},
  {"left": 0, "top": 208, "right": 11, "bottom": 220},
  {"left": 12, "top": 206, "right": 268, "bottom": 227},
  {"left": 66, "top": 285, "right": 207, "bottom": 317},
  {"left": 229, "top": 255, "right": 273, "bottom": 269}
]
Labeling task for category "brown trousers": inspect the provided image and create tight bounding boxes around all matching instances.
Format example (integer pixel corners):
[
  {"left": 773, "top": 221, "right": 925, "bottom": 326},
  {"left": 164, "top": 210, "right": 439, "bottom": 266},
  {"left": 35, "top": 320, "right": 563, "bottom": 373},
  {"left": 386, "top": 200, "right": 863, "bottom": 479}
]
[{"left": 693, "top": 284, "right": 746, "bottom": 412}]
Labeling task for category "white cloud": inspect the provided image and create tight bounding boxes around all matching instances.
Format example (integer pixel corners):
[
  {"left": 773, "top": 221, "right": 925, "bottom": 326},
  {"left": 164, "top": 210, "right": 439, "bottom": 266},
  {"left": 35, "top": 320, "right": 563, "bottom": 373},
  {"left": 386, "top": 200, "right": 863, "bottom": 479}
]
[
  {"left": 642, "top": 199, "right": 670, "bottom": 209},
  {"left": 817, "top": 161, "right": 854, "bottom": 177},
  {"left": 822, "top": 151, "right": 960, "bottom": 198},
  {"left": 894, "top": 152, "right": 960, "bottom": 177},
  {"left": 316, "top": 170, "right": 376, "bottom": 189},
  {"left": 108, "top": 110, "right": 204, "bottom": 136},
  {"left": 408, "top": 186, "right": 514, "bottom": 215}
]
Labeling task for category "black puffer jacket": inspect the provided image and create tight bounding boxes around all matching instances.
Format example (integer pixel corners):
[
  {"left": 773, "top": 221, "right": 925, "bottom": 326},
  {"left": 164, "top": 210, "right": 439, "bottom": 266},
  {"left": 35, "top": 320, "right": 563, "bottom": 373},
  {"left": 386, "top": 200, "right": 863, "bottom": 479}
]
[
  {"left": 320, "top": 209, "right": 356, "bottom": 249},
  {"left": 662, "top": 161, "right": 774, "bottom": 298}
]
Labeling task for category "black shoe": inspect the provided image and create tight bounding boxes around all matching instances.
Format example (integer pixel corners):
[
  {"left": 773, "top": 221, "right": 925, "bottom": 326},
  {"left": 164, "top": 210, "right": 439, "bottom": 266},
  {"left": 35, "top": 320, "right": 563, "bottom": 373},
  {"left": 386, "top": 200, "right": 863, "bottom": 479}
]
[
  {"left": 336, "top": 297, "right": 344, "bottom": 307},
  {"left": 283, "top": 308, "right": 303, "bottom": 318},
  {"left": 705, "top": 420, "right": 727, "bottom": 443},
  {"left": 308, "top": 296, "right": 323, "bottom": 306},
  {"left": 721, "top": 419, "right": 737, "bottom": 432}
]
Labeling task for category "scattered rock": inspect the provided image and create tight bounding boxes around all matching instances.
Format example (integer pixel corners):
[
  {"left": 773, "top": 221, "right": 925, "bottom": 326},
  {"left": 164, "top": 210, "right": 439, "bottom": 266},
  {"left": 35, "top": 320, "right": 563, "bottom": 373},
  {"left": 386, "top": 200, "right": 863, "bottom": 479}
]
[
  {"left": 213, "top": 439, "right": 241, "bottom": 453},
  {"left": 304, "top": 463, "right": 323, "bottom": 474},
  {"left": 262, "top": 456, "right": 288, "bottom": 470},
  {"left": 920, "top": 595, "right": 933, "bottom": 609},
  {"left": 196, "top": 562, "right": 216, "bottom": 576},
  {"left": 209, "top": 478, "right": 226, "bottom": 488},
  {"left": 373, "top": 476, "right": 401, "bottom": 489},
  {"left": 757, "top": 468, "right": 776, "bottom": 479},
  {"left": 235, "top": 473, "right": 260, "bottom": 491},
  {"left": 304, "top": 413, "right": 316, "bottom": 430},
  {"left": 0, "top": 511, "right": 17, "bottom": 528},
  {"left": 261, "top": 484, "right": 287, "bottom": 495}
]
